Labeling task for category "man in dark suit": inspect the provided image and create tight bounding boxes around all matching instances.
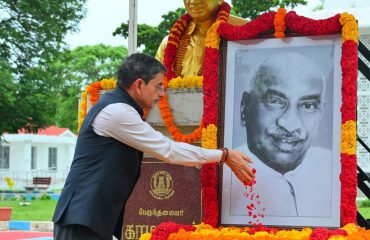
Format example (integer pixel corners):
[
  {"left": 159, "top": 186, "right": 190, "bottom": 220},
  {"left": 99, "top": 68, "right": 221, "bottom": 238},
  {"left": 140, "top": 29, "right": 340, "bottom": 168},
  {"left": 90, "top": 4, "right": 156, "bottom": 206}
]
[{"left": 53, "top": 53, "right": 255, "bottom": 240}]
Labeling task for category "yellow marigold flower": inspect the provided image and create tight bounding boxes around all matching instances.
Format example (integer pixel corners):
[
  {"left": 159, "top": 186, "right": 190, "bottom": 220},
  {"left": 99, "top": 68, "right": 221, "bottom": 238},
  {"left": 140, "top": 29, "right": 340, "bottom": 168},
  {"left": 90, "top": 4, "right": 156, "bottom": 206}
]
[
  {"left": 168, "top": 76, "right": 203, "bottom": 89},
  {"left": 201, "top": 124, "right": 217, "bottom": 149},
  {"left": 340, "top": 12, "right": 358, "bottom": 43},
  {"left": 205, "top": 21, "right": 221, "bottom": 49},
  {"left": 138, "top": 233, "right": 151, "bottom": 240},
  {"left": 253, "top": 231, "right": 270, "bottom": 237},
  {"left": 195, "top": 223, "right": 213, "bottom": 230},
  {"left": 197, "top": 78, "right": 203, "bottom": 87},
  {"left": 341, "top": 120, "right": 356, "bottom": 155},
  {"left": 328, "top": 236, "right": 347, "bottom": 240},
  {"left": 180, "top": 77, "right": 186, "bottom": 88},
  {"left": 341, "top": 223, "right": 359, "bottom": 234},
  {"left": 100, "top": 78, "right": 116, "bottom": 90}
]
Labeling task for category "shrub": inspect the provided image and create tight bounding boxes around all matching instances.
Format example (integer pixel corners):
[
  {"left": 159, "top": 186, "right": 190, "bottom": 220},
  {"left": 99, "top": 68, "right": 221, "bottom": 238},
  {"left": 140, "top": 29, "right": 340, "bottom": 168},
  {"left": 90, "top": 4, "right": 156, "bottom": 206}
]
[
  {"left": 359, "top": 199, "right": 370, "bottom": 208},
  {"left": 39, "top": 193, "right": 51, "bottom": 200}
]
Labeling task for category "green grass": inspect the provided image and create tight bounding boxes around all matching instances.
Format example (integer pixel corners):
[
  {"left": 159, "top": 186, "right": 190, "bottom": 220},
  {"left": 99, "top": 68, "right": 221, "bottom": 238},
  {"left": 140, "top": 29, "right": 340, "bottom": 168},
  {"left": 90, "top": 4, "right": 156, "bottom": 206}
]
[
  {"left": 0, "top": 198, "right": 57, "bottom": 221},
  {"left": 358, "top": 207, "right": 370, "bottom": 219},
  {"left": 0, "top": 197, "right": 369, "bottom": 221},
  {"left": 357, "top": 199, "right": 370, "bottom": 219}
]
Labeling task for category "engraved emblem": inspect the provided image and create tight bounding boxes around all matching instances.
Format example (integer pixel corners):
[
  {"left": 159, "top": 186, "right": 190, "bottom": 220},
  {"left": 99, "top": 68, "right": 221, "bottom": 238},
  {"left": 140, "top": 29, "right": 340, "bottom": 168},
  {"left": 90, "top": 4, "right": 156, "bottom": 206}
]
[{"left": 149, "top": 171, "right": 175, "bottom": 200}]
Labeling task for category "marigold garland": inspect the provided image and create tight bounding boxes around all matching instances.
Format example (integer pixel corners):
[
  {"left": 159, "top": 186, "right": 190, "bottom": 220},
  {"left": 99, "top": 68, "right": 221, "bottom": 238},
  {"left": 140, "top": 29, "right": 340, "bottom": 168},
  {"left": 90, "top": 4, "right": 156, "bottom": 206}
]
[
  {"left": 77, "top": 78, "right": 117, "bottom": 132},
  {"left": 274, "top": 8, "right": 287, "bottom": 38},
  {"left": 158, "top": 94, "right": 203, "bottom": 143},
  {"left": 201, "top": 124, "right": 217, "bottom": 149},
  {"left": 78, "top": 91, "right": 87, "bottom": 131},
  {"left": 339, "top": 13, "right": 359, "bottom": 43},
  {"left": 159, "top": 2, "right": 230, "bottom": 144},
  {"left": 168, "top": 76, "right": 203, "bottom": 88},
  {"left": 340, "top": 120, "right": 357, "bottom": 155},
  {"left": 100, "top": 78, "right": 117, "bottom": 89},
  {"left": 143, "top": 223, "right": 370, "bottom": 240},
  {"left": 199, "top": 2, "right": 231, "bottom": 227}
]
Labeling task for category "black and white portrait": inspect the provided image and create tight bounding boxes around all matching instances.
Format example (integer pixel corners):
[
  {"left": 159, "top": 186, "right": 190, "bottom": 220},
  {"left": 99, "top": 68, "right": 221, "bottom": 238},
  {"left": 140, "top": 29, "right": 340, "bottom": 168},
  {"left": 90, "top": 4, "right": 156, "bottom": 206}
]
[{"left": 221, "top": 35, "right": 342, "bottom": 227}]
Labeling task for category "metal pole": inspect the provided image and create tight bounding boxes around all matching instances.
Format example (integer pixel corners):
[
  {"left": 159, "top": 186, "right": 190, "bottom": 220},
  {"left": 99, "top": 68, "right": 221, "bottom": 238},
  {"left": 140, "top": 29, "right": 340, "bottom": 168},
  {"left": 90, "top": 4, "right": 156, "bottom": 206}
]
[{"left": 128, "top": 0, "right": 138, "bottom": 55}]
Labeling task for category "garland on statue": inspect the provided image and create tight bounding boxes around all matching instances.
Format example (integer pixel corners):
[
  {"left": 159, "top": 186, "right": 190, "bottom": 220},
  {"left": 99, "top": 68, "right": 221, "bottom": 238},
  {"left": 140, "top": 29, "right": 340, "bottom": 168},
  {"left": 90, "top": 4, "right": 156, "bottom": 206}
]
[
  {"left": 159, "top": 2, "right": 230, "bottom": 144},
  {"left": 77, "top": 78, "right": 117, "bottom": 131}
]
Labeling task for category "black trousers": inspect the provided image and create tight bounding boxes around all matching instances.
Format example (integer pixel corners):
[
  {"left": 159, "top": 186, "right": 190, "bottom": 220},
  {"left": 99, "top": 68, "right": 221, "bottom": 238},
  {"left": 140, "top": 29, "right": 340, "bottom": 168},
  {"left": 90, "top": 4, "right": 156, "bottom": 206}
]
[{"left": 54, "top": 223, "right": 107, "bottom": 240}]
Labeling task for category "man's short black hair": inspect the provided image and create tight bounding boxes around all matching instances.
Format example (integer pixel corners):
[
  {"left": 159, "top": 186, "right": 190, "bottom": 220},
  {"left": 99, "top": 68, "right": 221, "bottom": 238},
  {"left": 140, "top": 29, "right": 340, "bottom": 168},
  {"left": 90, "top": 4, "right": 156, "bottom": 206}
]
[{"left": 117, "top": 53, "right": 167, "bottom": 89}]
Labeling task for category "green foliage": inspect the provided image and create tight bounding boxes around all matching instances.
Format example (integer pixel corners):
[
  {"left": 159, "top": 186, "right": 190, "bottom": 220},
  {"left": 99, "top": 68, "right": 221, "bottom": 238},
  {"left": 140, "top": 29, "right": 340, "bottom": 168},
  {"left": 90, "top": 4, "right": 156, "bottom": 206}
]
[
  {"left": 56, "top": 44, "right": 128, "bottom": 86},
  {"left": 51, "top": 44, "right": 128, "bottom": 132},
  {"left": 358, "top": 199, "right": 370, "bottom": 208},
  {"left": 0, "top": 60, "right": 59, "bottom": 134},
  {"left": 39, "top": 193, "right": 51, "bottom": 200},
  {"left": 313, "top": 0, "right": 325, "bottom": 12},
  {"left": 231, "top": 0, "right": 307, "bottom": 19},
  {"left": 0, "top": 0, "right": 87, "bottom": 71},
  {"left": 0, "top": 198, "right": 57, "bottom": 221},
  {"left": 113, "top": 8, "right": 186, "bottom": 56},
  {"left": 0, "top": 61, "right": 16, "bottom": 133},
  {"left": 0, "top": 0, "right": 87, "bottom": 135}
]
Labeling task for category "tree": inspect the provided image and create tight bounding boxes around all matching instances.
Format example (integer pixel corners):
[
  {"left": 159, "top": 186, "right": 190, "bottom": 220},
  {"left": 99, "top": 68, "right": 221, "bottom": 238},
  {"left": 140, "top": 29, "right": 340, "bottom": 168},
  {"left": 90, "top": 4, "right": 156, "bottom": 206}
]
[
  {"left": 51, "top": 44, "right": 128, "bottom": 132},
  {"left": 0, "top": 0, "right": 87, "bottom": 71},
  {"left": 0, "top": 0, "right": 87, "bottom": 135},
  {"left": 0, "top": 61, "right": 16, "bottom": 134},
  {"left": 113, "top": 8, "right": 186, "bottom": 56},
  {"left": 231, "top": 0, "right": 307, "bottom": 19}
]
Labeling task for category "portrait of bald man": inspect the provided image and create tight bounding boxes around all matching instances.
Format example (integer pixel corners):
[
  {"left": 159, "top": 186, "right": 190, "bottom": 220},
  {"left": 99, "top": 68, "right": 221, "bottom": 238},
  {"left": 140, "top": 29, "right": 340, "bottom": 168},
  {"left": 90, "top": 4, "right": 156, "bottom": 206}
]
[{"left": 221, "top": 36, "right": 342, "bottom": 227}]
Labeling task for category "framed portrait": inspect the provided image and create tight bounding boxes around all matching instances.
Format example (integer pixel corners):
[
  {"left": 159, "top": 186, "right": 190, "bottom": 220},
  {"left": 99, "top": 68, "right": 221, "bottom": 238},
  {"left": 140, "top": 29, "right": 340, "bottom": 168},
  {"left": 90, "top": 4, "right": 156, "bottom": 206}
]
[{"left": 220, "top": 34, "right": 343, "bottom": 228}]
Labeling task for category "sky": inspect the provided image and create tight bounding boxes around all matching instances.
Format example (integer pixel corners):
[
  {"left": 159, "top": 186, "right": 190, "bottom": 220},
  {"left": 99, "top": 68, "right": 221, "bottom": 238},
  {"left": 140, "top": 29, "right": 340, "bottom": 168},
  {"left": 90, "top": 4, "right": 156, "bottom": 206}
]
[
  {"left": 64, "top": 0, "right": 188, "bottom": 48},
  {"left": 64, "top": 0, "right": 369, "bottom": 49}
]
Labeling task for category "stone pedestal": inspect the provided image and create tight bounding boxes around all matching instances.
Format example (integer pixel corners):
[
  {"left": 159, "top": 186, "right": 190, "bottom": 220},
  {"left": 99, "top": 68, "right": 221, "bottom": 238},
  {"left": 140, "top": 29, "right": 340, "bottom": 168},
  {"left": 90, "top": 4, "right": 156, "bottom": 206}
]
[
  {"left": 124, "top": 89, "right": 204, "bottom": 240},
  {"left": 87, "top": 88, "right": 204, "bottom": 240}
]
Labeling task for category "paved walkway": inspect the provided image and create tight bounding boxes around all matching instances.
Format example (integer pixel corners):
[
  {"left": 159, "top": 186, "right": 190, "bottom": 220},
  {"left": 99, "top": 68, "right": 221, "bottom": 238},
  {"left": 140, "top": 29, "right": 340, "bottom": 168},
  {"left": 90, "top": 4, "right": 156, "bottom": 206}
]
[{"left": 0, "top": 231, "right": 52, "bottom": 240}]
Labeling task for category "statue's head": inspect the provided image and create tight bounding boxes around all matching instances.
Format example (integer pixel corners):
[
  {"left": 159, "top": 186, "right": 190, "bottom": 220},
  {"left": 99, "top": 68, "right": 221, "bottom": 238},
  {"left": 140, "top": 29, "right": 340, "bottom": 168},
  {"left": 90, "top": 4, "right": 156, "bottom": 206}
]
[{"left": 183, "top": 0, "right": 224, "bottom": 21}]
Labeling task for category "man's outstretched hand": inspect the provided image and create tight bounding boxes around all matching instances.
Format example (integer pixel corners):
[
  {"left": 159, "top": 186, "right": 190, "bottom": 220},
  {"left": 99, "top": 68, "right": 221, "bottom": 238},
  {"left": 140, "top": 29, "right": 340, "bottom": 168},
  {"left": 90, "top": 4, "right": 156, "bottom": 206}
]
[{"left": 225, "top": 149, "right": 255, "bottom": 185}]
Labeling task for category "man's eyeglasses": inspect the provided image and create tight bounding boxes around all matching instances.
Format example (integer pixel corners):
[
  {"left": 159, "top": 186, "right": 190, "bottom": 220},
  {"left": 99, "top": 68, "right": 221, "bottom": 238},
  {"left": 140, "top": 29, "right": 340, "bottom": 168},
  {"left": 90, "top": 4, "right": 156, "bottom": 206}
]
[{"left": 155, "top": 85, "right": 166, "bottom": 93}]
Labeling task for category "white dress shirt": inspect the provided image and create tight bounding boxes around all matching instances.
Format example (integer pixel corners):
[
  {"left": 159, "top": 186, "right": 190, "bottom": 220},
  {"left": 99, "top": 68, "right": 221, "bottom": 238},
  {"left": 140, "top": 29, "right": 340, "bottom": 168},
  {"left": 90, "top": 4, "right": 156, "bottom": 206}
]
[
  {"left": 92, "top": 103, "right": 222, "bottom": 166},
  {"left": 230, "top": 145, "right": 333, "bottom": 217}
]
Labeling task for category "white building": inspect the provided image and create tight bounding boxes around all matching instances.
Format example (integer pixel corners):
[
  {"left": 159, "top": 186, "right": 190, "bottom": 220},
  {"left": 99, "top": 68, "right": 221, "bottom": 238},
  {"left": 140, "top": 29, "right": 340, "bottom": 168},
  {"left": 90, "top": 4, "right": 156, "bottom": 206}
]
[{"left": 0, "top": 126, "right": 77, "bottom": 190}]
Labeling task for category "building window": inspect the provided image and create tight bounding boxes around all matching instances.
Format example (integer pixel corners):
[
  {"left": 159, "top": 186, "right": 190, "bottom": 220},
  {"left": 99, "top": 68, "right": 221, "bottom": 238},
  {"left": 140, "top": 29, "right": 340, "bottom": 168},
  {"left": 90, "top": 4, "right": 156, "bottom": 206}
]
[
  {"left": 0, "top": 146, "right": 10, "bottom": 169},
  {"left": 31, "top": 146, "right": 37, "bottom": 170},
  {"left": 48, "top": 147, "right": 57, "bottom": 170}
]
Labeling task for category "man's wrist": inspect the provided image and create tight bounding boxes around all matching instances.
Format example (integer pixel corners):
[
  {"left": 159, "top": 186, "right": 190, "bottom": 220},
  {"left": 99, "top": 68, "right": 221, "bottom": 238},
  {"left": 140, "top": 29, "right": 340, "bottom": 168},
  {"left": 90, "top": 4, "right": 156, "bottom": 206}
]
[{"left": 219, "top": 148, "right": 229, "bottom": 164}]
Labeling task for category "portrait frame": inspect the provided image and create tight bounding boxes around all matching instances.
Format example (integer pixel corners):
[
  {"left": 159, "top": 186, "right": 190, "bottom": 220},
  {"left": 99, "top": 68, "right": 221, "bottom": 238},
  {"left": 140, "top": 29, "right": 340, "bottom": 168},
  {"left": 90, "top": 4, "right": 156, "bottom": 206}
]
[
  {"left": 197, "top": 10, "right": 357, "bottom": 228},
  {"left": 220, "top": 34, "right": 343, "bottom": 228}
]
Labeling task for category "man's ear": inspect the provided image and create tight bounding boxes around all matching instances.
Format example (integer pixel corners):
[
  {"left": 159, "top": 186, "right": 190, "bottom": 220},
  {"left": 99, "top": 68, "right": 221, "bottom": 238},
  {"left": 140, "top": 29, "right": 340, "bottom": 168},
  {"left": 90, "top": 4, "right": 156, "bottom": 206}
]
[
  {"left": 132, "top": 79, "right": 144, "bottom": 94},
  {"left": 240, "top": 91, "right": 251, "bottom": 126}
]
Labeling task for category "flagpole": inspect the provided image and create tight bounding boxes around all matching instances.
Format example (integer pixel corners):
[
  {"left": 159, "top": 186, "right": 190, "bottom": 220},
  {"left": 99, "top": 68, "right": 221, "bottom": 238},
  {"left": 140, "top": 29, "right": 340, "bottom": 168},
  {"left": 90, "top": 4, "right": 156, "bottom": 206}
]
[{"left": 128, "top": 0, "right": 137, "bottom": 55}]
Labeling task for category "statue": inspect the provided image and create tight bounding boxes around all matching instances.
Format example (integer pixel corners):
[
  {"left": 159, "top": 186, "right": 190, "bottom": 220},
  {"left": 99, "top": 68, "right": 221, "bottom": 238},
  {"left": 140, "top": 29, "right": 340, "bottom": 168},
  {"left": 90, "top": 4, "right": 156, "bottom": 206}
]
[{"left": 156, "top": 0, "right": 247, "bottom": 77}]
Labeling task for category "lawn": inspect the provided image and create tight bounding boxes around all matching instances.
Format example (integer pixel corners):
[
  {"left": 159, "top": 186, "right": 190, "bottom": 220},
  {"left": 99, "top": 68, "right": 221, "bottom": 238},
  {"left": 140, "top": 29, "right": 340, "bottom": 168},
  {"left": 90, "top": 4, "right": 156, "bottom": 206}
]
[
  {"left": 358, "top": 199, "right": 370, "bottom": 220},
  {"left": 0, "top": 197, "right": 369, "bottom": 221},
  {"left": 0, "top": 198, "right": 57, "bottom": 221},
  {"left": 358, "top": 207, "right": 370, "bottom": 219}
]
